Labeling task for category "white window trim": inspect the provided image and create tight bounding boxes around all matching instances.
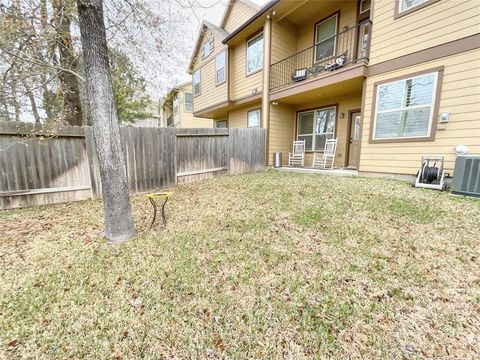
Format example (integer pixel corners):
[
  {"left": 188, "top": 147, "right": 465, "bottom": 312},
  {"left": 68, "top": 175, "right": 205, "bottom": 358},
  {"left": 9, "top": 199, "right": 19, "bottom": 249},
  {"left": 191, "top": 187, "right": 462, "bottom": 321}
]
[
  {"left": 216, "top": 51, "right": 226, "bottom": 85},
  {"left": 360, "top": 0, "right": 371, "bottom": 13},
  {"left": 314, "top": 13, "right": 338, "bottom": 63},
  {"left": 247, "top": 109, "right": 261, "bottom": 128},
  {"left": 297, "top": 106, "right": 336, "bottom": 152},
  {"left": 246, "top": 33, "right": 264, "bottom": 76},
  {"left": 372, "top": 72, "right": 438, "bottom": 140},
  {"left": 398, "top": 0, "right": 428, "bottom": 13},
  {"left": 184, "top": 92, "right": 193, "bottom": 112},
  {"left": 193, "top": 70, "right": 201, "bottom": 97},
  {"left": 202, "top": 39, "right": 213, "bottom": 58}
]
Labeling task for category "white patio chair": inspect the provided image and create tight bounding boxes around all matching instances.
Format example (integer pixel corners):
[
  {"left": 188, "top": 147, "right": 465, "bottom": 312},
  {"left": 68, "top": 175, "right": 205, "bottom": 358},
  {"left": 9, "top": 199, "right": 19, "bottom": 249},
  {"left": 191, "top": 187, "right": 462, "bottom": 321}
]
[
  {"left": 312, "top": 138, "right": 337, "bottom": 169},
  {"left": 288, "top": 140, "right": 305, "bottom": 167}
]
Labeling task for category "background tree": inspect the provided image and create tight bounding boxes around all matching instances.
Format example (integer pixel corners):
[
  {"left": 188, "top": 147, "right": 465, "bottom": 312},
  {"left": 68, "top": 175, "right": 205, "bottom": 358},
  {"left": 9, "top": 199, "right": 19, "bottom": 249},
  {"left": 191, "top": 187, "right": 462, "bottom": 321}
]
[
  {"left": 77, "top": 0, "right": 135, "bottom": 242},
  {"left": 109, "top": 48, "right": 150, "bottom": 123}
]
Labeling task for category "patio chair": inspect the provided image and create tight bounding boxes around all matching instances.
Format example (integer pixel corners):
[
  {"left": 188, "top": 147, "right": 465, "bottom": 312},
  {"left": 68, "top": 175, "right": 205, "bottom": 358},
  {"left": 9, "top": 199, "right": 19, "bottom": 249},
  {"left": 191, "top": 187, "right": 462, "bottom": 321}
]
[
  {"left": 325, "top": 52, "right": 348, "bottom": 71},
  {"left": 291, "top": 68, "right": 307, "bottom": 82},
  {"left": 312, "top": 138, "right": 337, "bottom": 169},
  {"left": 288, "top": 140, "right": 305, "bottom": 167}
]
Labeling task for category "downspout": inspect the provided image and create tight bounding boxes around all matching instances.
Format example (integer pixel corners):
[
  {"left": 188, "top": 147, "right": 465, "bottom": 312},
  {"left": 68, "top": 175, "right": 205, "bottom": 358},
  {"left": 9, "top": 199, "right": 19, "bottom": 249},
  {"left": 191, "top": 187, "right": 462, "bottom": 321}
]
[{"left": 262, "top": 14, "right": 272, "bottom": 166}]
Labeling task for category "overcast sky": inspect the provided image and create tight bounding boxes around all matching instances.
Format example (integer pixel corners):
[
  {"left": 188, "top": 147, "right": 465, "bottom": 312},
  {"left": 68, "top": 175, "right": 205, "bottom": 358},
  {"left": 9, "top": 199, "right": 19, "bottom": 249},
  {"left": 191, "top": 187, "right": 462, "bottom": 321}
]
[{"left": 156, "top": 0, "right": 270, "bottom": 96}]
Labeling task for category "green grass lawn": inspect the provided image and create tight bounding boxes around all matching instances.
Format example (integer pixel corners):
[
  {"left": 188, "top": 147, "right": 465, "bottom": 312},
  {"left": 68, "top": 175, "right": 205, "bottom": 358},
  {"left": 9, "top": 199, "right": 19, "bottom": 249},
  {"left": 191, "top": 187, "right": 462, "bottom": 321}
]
[{"left": 1, "top": 171, "right": 479, "bottom": 359}]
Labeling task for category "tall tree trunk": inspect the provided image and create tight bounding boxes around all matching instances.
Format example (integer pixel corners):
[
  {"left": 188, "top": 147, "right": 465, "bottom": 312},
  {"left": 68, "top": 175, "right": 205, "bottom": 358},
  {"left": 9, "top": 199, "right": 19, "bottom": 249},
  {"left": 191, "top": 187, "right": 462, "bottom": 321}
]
[
  {"left": 23, "top": 80, "right": 41, "bottom": 124},
  {"left": 11, "top": 81, "right": 21, "bottom": 122},
  {"left": 53, "top": 0, "right": 83, "bottom": 126},
  {"left": 77, "top": 0, "right": 135, "bottom": 242}
]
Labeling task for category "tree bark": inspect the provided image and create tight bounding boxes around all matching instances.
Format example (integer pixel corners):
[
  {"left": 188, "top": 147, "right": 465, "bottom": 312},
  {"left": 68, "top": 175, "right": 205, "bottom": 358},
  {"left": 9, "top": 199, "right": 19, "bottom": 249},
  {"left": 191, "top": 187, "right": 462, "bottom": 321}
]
[
  {"left": 77, "top": 0, "right": 135, "bottom": 242},
  {"left": 23, "top": 80, "right": 41, "bottom": 124},
  {"left": 53, "top": 0, "right": 83, "bottom": 126}
]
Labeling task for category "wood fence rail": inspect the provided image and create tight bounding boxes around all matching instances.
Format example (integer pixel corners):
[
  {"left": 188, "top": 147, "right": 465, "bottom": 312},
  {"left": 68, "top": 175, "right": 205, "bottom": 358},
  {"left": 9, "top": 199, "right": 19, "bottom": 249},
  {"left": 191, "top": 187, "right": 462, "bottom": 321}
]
[{"left": 0, "top": 123, "right": 265, "bottom": 209}]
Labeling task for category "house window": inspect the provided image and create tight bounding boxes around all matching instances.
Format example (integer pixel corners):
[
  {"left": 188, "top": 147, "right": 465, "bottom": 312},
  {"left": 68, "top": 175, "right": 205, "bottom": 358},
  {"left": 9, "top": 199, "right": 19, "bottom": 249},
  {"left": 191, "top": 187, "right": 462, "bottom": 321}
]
[
  {"left": 247, "top": 109, "right": 261, "bottom": 128},
  {"left": 360, "top": 0, "right": 371, "bottom": 13},
  {"left": 297, "top": 107, "right": 336, "bottom": 151},
  {"left": 202, "top": 39, "right": 213, "bottom": 58},
  {"left": 184, "top": 93, "right": 193, "bottom": 112},
  {"left": 216, "top": 120, "right": 227, "bottom": 128},
  {"left": 173, "top": 97, "right": 178, "bottom": 115},
  {"left": 314, "top": 14, "right": 337, "bottom": 62},
  {"left": 193, "top": 70, "right": 200, "bottom": 96},
  {"left": 216, "top": 51, "right": 226, "bottom": 85},
  {"left": 372, "top": 72, "right": 438, "bottom": 140},
  {"left": 246, "top": 33, "right": 263, "bottom": 75},
  {"left": 399, "top": 0, "right": 428, "bottom": 13}
]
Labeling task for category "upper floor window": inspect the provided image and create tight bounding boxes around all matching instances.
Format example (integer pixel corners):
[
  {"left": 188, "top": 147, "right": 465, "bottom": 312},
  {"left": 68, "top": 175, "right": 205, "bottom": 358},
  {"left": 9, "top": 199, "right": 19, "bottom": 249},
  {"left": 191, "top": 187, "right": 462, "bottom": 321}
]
[
  {"left": 360, "top": 0, "right": 371, "bottom": 13},
  {"left": 184, "top": 93, "right": 193, "bottom": 112},
  {"left": 314, "top": 14, "right": 338, "bottom": 62},
  {"left": 246, "top": 33, "right": 263, "bottom": 75},
  {"left": 247, "top": 109, "right": 261, "bottom": 128},
  {"left": 202, "top": 39, "right": 213, "bottom": 58},
  {"left": 173, "top": 97, "right": 178, "bottom": 115},
  {"left": 193, "top": 70, "right": 200, "bottom": 96},
  {"left": 216, "top": 51, "right": 226, "bottom": 85},
  {"left": 372, "top": 71, "right": 439, "bottom": 141},
  {"left": 396, "top": 0, "right": 438, "bottom": 16}
]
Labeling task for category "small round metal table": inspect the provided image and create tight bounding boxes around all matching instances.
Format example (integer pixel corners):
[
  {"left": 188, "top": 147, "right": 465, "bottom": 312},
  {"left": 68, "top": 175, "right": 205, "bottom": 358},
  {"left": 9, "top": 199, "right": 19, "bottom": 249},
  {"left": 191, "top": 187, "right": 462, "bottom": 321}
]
[{"left": 146, "top": 192, "right": 173, "bottom": 229}]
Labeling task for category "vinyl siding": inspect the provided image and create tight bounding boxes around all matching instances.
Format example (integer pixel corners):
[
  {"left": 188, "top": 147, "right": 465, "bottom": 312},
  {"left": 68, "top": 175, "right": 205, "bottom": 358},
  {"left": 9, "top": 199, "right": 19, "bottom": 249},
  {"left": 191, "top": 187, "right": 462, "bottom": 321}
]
[
  {"left": 268, "top": 103, "right": 296, "bottom": 165},
  {"left": 271, "top": 19, "right": 297, "bottom": 64},
  {"left": 360, "top": 49, "right": 480, "bottom": 175},
  {"left": 227, "top": 102, "right": 262, "bottom": 128},
  {"left": 370, "top": 0, "right": 480, "bottom": 65},
  {"left": 191, "top": 29, "right": 229, "bottom": 113},
  {"left": 295, "top": 1, "right": 358, "bottom": 53},
  {"left": 230, "top": 37, "right": 263, "bottom": 100},
  {"left": 223, "top": 1, "right": 258, "bottom": 33},
  {"left": 178, "top": 84, "right": 214, "bottom": 128}
]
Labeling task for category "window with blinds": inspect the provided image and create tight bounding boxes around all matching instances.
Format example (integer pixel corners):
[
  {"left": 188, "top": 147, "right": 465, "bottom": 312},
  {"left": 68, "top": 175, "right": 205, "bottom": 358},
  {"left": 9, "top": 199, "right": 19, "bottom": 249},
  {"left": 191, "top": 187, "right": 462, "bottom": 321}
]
[{"left": 373, "top": 72, "right": 438, "bottom": 140}]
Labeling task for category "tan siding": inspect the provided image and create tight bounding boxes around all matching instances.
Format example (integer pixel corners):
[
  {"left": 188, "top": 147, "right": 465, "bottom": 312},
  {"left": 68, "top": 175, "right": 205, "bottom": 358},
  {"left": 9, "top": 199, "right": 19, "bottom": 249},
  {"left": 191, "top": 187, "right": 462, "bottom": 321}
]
[
  {"left": 295, "top": 1, "right": 358, "bottom": 53},
  {"left": 192, "top": 28, "right": 229, "bottom": 113},
  {"left": 271, "top": 20, "right": 297, "bottom": 64},
  {"left": 227, "top": 102, "right": 262, "bottom": 128},
  {"left": 178, "top": 84, "right": 213, "bottom": 128},
  {"left": 223, "top": 1, "right": 258, "bottom": 33},
  {"left": 360, "top": 49, "right": 480, "bottom": 175},
  {"left": 268, "top": 103, "right": 295, "bottom": 165},
  {"left": 370, "top": 0, "right": 480, "bottom": 65},
  {"left": 230, "top": 39, "right": 263, "bottom": 100},
  {"left": 194, "top": 58, "right": 228, "bottom": 112}
]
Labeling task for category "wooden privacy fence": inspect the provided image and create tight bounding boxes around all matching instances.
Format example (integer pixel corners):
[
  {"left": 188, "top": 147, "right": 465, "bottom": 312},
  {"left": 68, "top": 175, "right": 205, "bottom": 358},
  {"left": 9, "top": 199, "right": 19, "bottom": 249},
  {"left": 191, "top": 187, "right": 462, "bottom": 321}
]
[{"left": 0, "top": 123, "right": 265, "bottom": 209}]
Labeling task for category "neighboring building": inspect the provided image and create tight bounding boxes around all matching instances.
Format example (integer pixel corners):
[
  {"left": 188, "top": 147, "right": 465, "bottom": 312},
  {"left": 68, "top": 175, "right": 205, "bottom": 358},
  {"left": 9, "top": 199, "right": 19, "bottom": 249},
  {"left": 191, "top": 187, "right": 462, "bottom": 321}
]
[
  {"left": 130, "top": 101, "right": 161, "bottom": 127},
  {"left": 188, "top": 0, "right": 480, "bottom": 176},
  {"left": 161, "top": 81, "right": 213, "bottom": 128}
]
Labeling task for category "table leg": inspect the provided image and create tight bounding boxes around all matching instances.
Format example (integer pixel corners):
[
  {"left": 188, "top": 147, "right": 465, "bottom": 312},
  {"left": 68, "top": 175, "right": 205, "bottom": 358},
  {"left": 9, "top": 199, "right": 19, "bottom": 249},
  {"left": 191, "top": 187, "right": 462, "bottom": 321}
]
[
  {"left": 161, "top": 197, "right": 169, "bottom": 226},
  {"left": 149, "top": 197, "right": 157, "bottom": 230}
]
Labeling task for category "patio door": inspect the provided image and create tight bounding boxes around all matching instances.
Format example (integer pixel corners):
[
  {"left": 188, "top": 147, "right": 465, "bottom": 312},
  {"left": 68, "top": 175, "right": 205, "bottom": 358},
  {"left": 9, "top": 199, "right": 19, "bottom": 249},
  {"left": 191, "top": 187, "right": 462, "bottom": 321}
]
[
  {"left": 297, "top": 107, "right": 336, "bottom": 152},
  {"left": 348, "top": 112, "right": 361, "bottom": 168}
]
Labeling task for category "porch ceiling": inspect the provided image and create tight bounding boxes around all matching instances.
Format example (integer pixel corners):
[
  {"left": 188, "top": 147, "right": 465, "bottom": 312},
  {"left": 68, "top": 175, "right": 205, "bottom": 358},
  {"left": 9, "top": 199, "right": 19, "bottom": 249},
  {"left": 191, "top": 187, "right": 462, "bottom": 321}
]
[{"left": 277, "top": 0, "right": 356, "bottom": 25}]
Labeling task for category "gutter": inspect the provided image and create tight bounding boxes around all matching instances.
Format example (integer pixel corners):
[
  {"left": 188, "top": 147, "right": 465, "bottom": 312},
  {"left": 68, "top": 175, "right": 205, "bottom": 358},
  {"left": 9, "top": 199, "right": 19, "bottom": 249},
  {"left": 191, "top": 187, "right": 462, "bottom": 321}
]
[{"left": 222, "top": 0, "right": 280, "bottom": 44}]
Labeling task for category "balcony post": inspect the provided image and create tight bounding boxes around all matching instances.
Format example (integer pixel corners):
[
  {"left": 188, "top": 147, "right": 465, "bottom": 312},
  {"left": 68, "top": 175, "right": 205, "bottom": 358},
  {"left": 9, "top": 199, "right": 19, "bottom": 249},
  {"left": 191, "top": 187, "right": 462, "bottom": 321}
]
[{"left": 262, "top": 14, "right": 272, "bottom": 164}]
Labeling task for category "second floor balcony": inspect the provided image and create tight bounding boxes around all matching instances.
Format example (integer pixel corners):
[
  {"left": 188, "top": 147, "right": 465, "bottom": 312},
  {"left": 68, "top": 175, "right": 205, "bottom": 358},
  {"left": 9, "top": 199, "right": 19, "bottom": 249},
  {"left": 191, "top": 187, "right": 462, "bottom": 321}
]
[{"left": 270, "top": 21, "right": 372, "bottom": 91}]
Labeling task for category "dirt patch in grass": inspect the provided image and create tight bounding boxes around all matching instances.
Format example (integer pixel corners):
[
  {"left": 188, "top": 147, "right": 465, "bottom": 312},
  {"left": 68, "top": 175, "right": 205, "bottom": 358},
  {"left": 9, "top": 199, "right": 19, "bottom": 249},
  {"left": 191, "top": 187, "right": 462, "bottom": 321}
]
[{"left": 1, "top": 171, "right": 479, "bottom": 358}]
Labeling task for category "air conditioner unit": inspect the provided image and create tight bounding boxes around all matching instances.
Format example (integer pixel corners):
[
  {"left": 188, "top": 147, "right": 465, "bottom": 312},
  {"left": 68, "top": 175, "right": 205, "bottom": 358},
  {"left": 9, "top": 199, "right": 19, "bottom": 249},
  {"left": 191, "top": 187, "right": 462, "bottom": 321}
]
[{"left": 451, "top": 155, "right": 480, "bottom": 197}]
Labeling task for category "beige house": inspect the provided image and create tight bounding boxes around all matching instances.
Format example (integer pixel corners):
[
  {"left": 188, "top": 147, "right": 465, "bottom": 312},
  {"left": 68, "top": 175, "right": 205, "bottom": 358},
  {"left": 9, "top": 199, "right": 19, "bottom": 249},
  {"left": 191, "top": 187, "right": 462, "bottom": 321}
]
[
  {"left": 187, "top": 0, "right": 480, "bottom": 176},
  {"left": 161, "top": 81, "right": 213, "bottom": 128}
]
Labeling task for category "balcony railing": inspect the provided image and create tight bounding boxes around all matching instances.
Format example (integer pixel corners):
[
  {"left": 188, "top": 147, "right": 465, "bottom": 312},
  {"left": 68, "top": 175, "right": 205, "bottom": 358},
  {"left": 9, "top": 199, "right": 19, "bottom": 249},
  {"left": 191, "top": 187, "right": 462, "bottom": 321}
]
[{"left": 270, "top": 21, "right": 371, "bottom": 90}]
